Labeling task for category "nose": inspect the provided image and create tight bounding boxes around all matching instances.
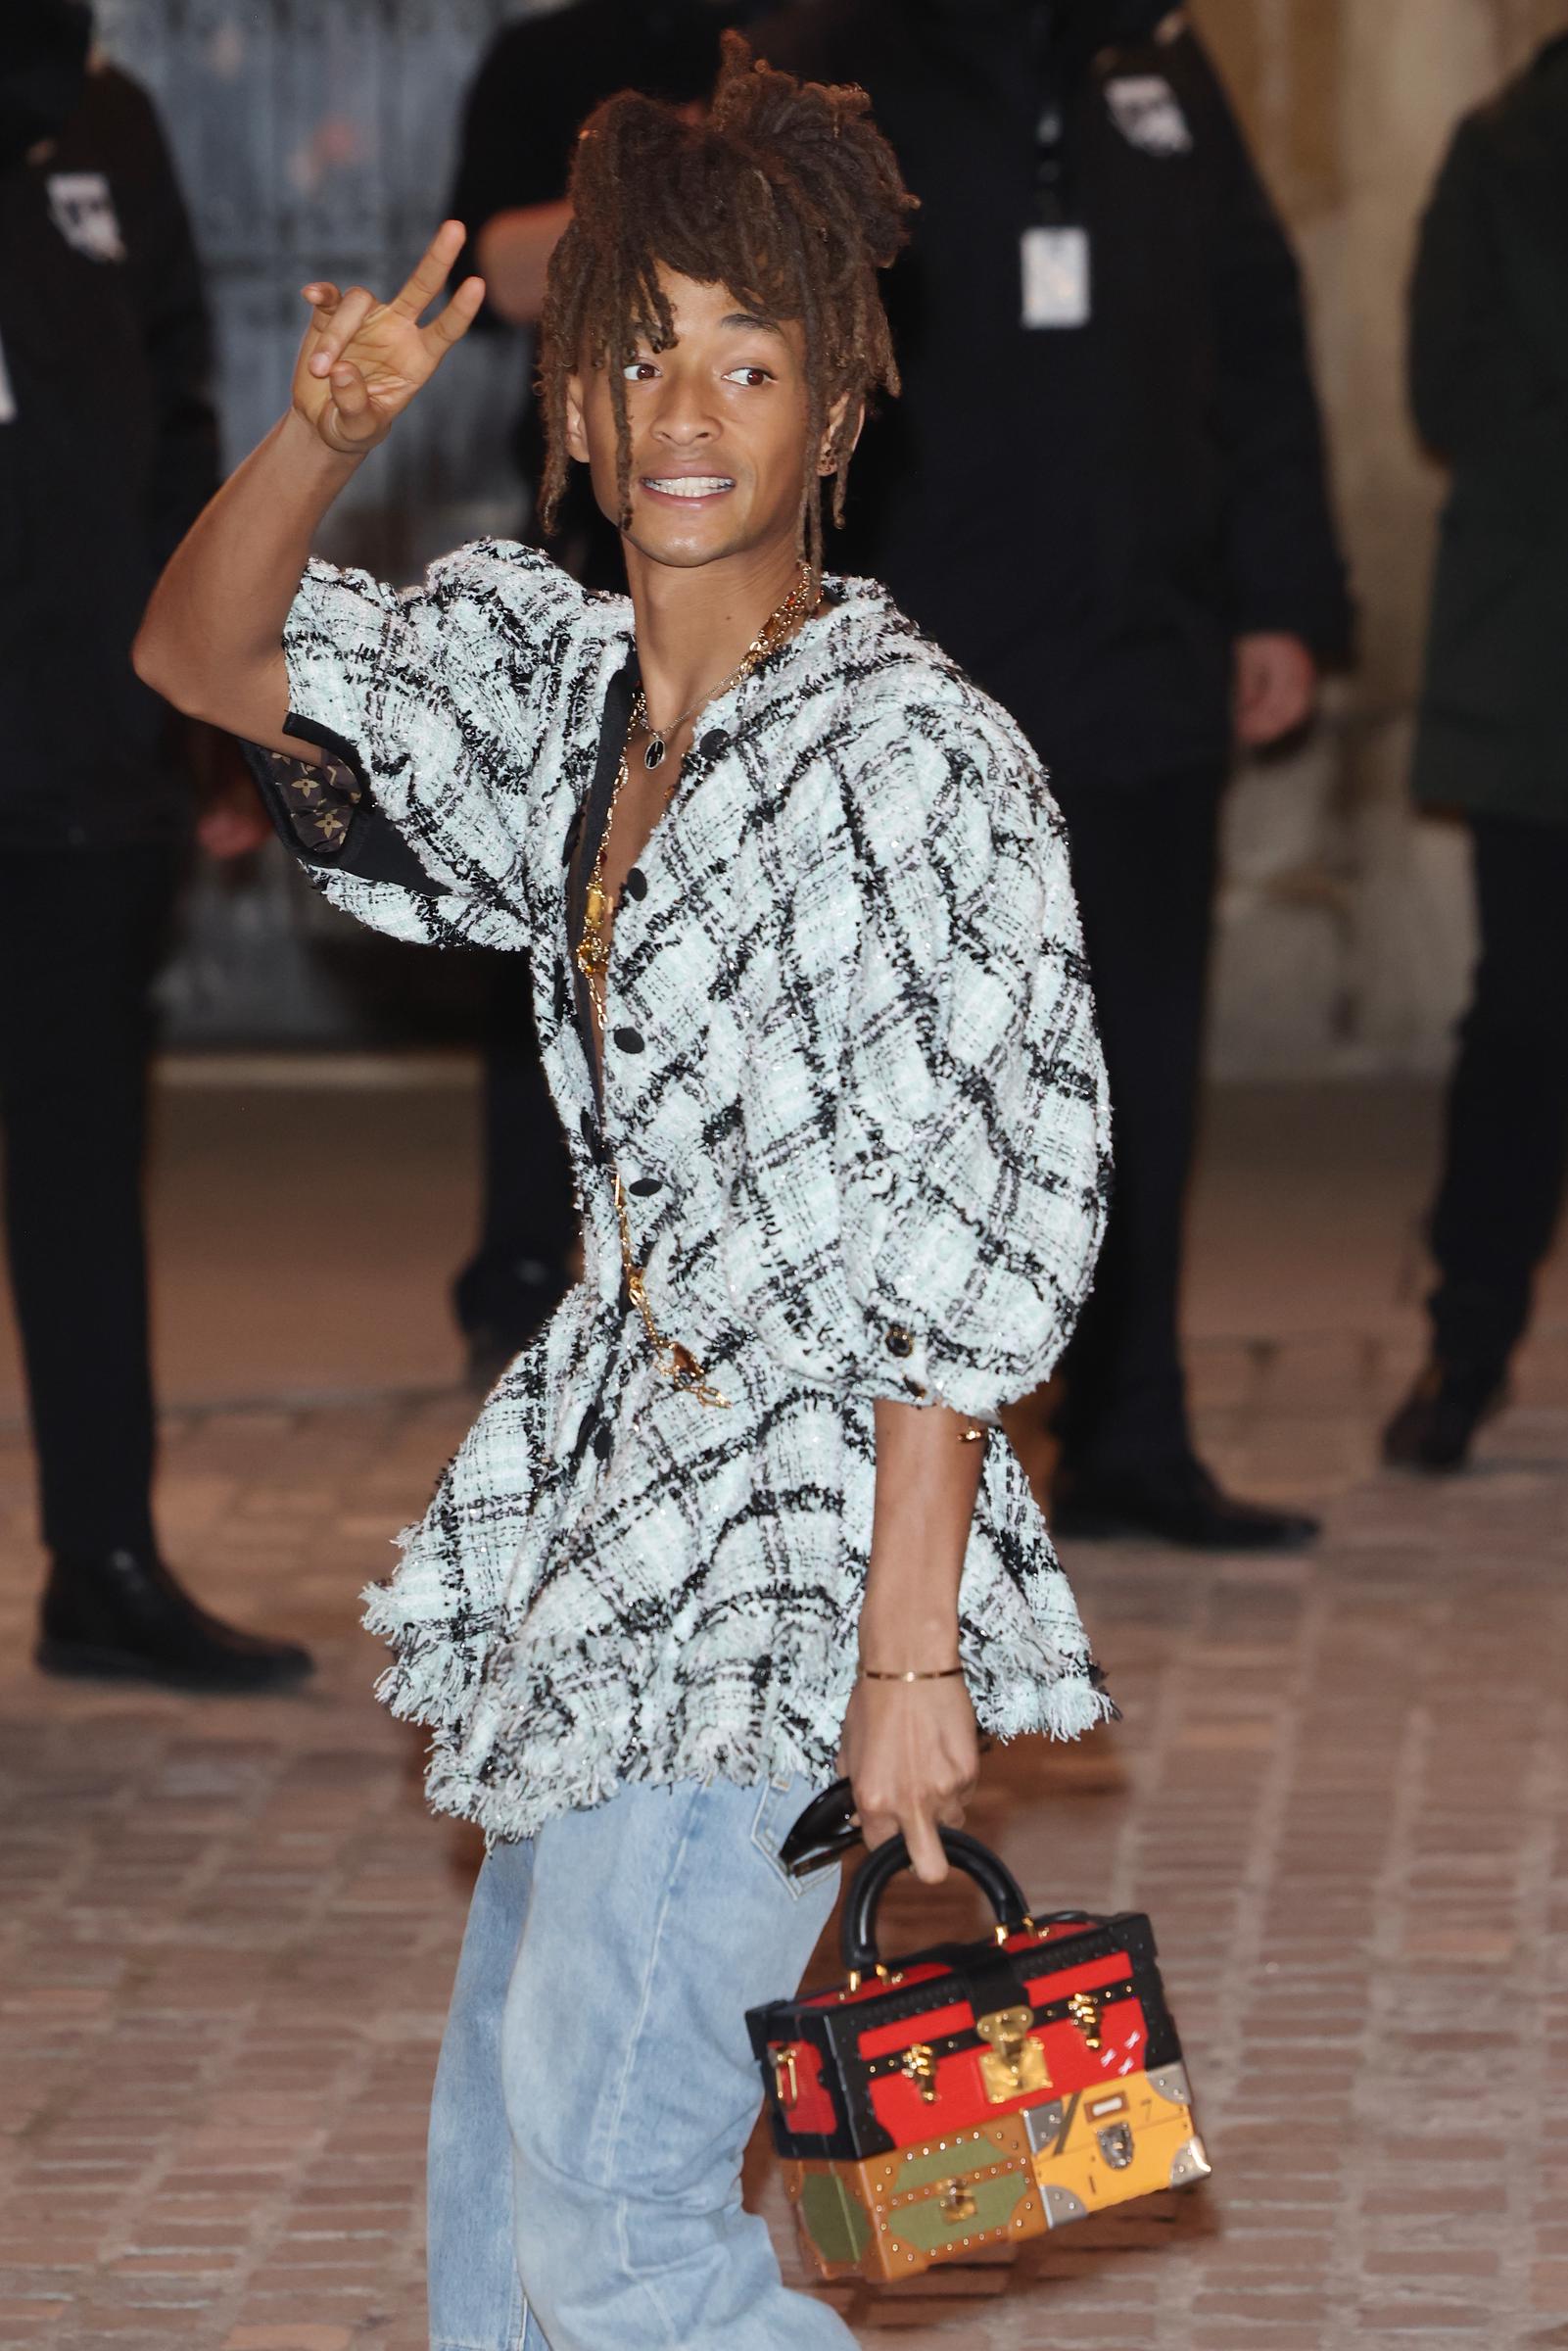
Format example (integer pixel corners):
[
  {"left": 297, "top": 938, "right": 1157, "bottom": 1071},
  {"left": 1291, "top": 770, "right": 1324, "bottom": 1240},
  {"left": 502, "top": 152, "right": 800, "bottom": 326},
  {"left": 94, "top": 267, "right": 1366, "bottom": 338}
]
[{"left": 650, "top": 369, "right": 719, "bottom": 448}]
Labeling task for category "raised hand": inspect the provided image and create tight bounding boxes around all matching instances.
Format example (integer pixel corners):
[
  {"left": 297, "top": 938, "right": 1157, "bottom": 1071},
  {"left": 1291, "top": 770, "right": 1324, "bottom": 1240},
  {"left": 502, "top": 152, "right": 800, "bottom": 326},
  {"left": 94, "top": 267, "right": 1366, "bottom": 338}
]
[{"left": 291, "top": 219, "right": 485, "bottom": 456}]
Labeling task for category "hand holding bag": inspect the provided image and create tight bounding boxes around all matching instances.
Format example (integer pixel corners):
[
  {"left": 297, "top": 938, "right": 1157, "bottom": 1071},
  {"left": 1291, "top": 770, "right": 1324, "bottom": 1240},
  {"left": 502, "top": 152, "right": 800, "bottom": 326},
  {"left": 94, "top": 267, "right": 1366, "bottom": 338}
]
[{"left": 746, "top": 1824, "right": 1210, "bottom": 2281}]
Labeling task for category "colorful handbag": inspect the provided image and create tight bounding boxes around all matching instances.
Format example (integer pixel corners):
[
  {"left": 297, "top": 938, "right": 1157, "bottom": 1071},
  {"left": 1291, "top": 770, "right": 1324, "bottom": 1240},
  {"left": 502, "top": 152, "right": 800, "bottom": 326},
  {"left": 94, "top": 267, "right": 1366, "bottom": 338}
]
[{"left": 747, "top": 1824, "right": 1210, "bottom": 2281}]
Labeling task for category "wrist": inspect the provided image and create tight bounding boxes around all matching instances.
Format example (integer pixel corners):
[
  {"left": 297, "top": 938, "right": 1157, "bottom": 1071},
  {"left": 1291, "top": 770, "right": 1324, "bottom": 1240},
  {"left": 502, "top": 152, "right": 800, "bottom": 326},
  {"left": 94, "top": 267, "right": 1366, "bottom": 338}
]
[
  {"left": 857, "top": 1608, "right": 961, "bottom": 1677},
  {"left": 280, "top": 402, "right": 368, "bottom": 480},
  {"left": 857, "top": 1662, "right": 965, "bottom": 1684}
]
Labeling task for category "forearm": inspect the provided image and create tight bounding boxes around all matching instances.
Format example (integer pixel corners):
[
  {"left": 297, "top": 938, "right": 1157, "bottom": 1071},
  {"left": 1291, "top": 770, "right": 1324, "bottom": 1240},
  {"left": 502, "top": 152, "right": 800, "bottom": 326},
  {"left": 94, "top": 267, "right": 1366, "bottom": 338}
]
[
  {"left": 475, "top": 200, "right": 573, "bottom": 326},
  {"left": 839, "top": 1399, "right": 984, "bottom": 1883},
  {"left": 858, "top": 1399, "right": 985, "bottom": 1668},
  {"left": 134, "top": 407, "right": 360, "bottom": 748}
]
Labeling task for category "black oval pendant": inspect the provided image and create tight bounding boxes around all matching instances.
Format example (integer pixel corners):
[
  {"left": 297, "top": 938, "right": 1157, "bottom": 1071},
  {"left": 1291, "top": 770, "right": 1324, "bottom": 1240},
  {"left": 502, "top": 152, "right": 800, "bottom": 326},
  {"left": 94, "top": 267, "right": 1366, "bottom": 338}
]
[{"left": 642, "top": 735, "right": 667, "bottom": 771}]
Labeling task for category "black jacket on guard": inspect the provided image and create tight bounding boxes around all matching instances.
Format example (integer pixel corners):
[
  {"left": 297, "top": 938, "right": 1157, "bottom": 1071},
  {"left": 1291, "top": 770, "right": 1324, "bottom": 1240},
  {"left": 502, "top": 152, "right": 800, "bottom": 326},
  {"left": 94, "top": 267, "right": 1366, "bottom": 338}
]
[
  {"left": 1408, "top": 32, "right": 1568, "bottom": 826},
  {"left": 0, "top": 55, "right": 217, "bottom": 845},
  {"left": 756, "top": 0, "right": 1353, "bottom": 784}
]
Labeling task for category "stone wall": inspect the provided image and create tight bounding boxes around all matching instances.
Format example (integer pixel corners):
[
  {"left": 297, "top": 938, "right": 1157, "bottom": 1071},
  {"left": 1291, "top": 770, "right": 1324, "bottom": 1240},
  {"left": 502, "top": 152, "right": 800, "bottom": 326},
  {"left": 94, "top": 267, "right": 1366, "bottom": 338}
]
[{"left": 1193, "top": 0, "right": 1568, "bottom": 1076}]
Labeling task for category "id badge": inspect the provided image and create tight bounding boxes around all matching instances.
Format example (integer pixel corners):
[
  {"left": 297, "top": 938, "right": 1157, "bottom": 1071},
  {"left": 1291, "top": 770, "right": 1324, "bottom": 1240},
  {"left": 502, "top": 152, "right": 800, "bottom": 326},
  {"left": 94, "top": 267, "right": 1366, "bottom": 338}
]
[{"left": 1021, "top": 224, "right": 1091, "bottom": 329}]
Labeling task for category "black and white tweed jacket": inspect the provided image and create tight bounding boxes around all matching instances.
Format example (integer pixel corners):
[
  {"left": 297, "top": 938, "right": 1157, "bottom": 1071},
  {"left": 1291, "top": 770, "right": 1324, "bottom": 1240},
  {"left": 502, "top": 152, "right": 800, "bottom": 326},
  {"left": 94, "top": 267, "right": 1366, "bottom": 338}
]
[{"left": 261, "top": 540, "right": 1114, "bottom": 1840}]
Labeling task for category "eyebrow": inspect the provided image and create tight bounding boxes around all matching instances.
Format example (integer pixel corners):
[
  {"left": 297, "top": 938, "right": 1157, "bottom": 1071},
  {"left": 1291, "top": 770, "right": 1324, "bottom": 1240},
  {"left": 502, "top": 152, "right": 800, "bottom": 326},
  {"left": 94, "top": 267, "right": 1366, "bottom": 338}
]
[{"left": 719, "top": 310, "right": 787, "bottom": 340}]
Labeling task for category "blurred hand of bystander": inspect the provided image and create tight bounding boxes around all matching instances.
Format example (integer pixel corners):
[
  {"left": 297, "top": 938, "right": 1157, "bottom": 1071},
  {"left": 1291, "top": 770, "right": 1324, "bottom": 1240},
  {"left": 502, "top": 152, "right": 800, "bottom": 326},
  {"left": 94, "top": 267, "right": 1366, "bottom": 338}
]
[{"left": 1233, "top": 630, "right": 1317, "bottom": 747}]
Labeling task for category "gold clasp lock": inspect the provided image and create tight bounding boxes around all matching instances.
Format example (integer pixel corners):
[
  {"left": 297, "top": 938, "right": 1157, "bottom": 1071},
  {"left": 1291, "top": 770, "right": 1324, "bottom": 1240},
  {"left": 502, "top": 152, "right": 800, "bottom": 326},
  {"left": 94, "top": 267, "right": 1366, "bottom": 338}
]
[
  {"left": 1069, "top": 1991, "right": 1105, "bottom": 2050},
  {"left": 975, "top": 2003, "right": 1051, "bottom": 2103},
  {"left": 899, "top": 2042, "right": 939, "bottom": 2103},
  {"left": 772, "top": 2046, "right": 799, "bottom": 2109},
  {"left": 937, "top": 2179, "right": 976, "bottom": 2224}
]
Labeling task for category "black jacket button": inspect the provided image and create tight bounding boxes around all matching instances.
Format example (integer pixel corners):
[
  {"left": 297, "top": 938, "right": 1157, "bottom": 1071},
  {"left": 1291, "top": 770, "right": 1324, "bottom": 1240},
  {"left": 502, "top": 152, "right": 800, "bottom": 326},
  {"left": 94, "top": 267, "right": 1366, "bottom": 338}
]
[
  {"left": 613, "top": 1027, "right": 644, "bottom": 1054},
  {"left": 700, "top": 728, "right": 730, "bottom": 759},
  {"left": 629, "top": 1176, "right": 663, "bottom": 1197},
  {"left": 884, "top": 1323, "right": 915, "bottom": 1359},
  {"left": 592, "top": 1421, "right": 612, "bottom": 1462},
  {"left": 624, "top": 866, "right": 647, "bottom": 901}
]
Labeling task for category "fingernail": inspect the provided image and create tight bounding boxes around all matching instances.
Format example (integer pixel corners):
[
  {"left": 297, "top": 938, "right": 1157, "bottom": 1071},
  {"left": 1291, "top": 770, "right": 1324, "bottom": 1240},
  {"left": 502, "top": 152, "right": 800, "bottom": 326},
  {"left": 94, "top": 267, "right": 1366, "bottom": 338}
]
[{"left": 310, "top": 353, "right": 330, "bottom": 374}]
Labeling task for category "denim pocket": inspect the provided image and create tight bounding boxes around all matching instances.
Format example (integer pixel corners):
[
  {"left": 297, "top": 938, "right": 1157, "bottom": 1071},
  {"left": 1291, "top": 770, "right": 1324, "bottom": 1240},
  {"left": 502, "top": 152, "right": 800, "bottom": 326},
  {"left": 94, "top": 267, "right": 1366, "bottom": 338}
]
[{"left": 750, "top": 1776, "right": 842, "bottom": 1901}]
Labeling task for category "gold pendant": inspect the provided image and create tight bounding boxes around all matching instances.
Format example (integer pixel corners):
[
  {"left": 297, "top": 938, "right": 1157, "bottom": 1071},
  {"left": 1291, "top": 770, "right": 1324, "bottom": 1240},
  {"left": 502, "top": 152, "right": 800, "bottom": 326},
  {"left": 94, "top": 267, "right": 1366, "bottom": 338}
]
[{"left": 663, "top": 1342, "right": 730, "bottom": 1410}]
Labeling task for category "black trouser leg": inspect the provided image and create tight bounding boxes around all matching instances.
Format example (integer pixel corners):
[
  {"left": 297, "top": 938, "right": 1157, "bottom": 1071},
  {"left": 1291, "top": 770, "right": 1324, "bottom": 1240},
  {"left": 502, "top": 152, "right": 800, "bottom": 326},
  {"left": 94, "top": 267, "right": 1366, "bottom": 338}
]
[
  {"left": 0, "top": 845, "right": 179, "bottom": 1559},
  {"left": 1427, "top": 813, "right": 1568, "bottom": 1371},
  {"left": 1049, "top": 764, "right": 1224, "bottom": 1477},
  {"left": 452, "top": 952, "right": 577, "bottom": 1344}
]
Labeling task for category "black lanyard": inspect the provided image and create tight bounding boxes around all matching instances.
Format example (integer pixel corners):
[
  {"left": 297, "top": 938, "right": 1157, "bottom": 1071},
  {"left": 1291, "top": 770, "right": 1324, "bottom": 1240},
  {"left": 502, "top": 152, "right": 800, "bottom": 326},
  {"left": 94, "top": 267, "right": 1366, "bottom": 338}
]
[{"left": 1029, "top": 0, "right": 1073, "bottom": 224}]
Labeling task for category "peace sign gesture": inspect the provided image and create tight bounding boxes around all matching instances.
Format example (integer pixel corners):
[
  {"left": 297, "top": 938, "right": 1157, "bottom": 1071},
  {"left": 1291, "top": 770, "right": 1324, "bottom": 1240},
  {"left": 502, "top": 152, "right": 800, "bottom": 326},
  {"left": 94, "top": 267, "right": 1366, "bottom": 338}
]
[{"left": 292, "top": 219, "right": 485, "bottom": 456}]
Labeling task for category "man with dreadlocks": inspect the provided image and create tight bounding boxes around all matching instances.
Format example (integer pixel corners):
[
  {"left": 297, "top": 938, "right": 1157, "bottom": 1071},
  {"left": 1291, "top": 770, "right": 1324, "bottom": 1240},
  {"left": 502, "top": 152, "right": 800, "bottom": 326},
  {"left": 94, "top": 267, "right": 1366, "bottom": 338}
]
[{"left": 136, "top": 36, "right": 1112, "bottom": 2351}]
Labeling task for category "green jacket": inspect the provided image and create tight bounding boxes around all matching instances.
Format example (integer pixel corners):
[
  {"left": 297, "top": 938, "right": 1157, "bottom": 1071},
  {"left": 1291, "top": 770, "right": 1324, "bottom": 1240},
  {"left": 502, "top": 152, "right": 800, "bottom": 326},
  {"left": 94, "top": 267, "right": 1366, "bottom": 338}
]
[{"left": 1409, "top": 34, "right": 1568, "bottom": 823}]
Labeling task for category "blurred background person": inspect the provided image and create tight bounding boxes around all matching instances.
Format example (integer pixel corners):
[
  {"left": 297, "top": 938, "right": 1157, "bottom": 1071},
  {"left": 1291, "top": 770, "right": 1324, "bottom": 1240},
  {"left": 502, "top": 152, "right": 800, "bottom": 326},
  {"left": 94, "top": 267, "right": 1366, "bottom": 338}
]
[
  {"left": 760, "top": 0, "right": 1353, "bottom": 1549},
  {"left": 1383, "top": 27, "right": 1568, "bottom": 1473},
  {"left": 445, "top": 0, "right": 754, "bottom": 1386},
  {"left": 0, "top": 0, "right": 310, "bottom": 1690}
]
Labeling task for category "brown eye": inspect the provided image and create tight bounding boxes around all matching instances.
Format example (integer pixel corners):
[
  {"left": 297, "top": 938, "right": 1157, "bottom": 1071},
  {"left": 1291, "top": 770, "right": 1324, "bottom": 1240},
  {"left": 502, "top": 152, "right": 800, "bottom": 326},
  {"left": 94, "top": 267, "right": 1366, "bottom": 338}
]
[{"left": 723, "top": 365, "right": 775, "bottom": 389}]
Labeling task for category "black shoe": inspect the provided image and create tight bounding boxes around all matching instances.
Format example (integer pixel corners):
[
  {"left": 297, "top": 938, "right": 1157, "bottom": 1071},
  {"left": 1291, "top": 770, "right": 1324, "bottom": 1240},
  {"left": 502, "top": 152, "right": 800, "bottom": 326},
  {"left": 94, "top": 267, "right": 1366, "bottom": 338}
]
[
  {"left": 1052, "top": 1458, "right": 1320, "bottom": 1552},
  {"left": 1382, "top": 1359, "right": 1506, "bottom": 1473},
  {"left": 36, "top": 1550, "right": 314, "bottom": 1694}
]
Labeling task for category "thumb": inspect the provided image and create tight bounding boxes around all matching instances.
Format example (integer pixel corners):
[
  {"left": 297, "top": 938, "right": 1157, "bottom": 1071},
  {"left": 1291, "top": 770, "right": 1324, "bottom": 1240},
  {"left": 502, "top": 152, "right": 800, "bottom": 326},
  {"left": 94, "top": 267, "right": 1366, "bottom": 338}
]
[{"left": 322, "top": 360, "right": 382, "bottom": 450}]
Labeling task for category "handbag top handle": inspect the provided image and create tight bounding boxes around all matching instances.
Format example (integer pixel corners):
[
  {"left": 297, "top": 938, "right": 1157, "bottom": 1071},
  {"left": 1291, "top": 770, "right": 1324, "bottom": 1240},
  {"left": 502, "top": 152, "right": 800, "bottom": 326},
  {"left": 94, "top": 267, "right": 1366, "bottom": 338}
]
[{"left": 840, "top": 1827, "right": 1035, "bottom": 1975}]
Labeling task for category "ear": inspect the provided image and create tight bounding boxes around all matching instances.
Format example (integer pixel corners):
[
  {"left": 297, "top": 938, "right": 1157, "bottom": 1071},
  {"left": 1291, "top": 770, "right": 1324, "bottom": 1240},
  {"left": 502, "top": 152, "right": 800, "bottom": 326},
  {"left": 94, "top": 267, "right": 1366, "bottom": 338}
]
[
  {"left": 818, "top": 391, "right": 864, "bottom": 477},
  {"left": 564, "top": 372, "right": 591, "bottom": 465}
]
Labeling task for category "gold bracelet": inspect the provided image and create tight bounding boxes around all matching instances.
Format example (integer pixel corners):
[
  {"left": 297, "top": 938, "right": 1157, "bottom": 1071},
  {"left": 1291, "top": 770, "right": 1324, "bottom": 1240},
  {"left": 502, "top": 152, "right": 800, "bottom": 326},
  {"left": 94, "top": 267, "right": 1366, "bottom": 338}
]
[{"left": 859, "top": 1664, "right": 965, "bottom": 1682}]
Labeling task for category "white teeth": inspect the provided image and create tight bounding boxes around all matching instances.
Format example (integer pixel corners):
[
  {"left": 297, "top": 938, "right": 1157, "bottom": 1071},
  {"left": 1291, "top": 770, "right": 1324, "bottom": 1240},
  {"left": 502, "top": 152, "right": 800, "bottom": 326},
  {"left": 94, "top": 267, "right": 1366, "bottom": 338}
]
[{"left": 644, "top": 476, "right": 733, "bottom": 497}]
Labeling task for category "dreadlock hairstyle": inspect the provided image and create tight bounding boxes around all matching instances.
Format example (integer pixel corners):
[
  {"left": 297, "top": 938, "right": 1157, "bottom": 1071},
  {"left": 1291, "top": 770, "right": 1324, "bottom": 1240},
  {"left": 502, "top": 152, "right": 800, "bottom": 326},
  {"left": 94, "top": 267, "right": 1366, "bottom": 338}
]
[{"left": 538, "top": 30, "right": 916, "bottom": 573}]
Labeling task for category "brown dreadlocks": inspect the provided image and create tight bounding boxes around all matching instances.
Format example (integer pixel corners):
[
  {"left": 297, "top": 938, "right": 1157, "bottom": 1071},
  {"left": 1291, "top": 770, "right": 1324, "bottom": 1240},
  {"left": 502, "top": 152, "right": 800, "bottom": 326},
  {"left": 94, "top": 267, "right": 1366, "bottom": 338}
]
[{"left": 538, "top": 31, "right": 916, "bottom": 571}]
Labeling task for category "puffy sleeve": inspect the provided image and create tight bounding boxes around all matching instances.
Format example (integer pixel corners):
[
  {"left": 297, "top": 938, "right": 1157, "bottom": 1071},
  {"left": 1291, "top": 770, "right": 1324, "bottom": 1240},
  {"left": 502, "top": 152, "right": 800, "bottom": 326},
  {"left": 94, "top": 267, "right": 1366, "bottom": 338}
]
[
  {"left": 242, "top": 538, "right": 594, "bottom": 950},
  {"left": 728, "top": 696, "right": 1112, "bottom": 1418}
]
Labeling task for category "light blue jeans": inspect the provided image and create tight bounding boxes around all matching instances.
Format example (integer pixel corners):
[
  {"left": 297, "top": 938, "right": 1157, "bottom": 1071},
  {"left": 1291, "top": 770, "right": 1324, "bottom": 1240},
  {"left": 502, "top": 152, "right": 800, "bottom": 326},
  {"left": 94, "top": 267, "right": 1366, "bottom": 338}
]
[{"left": 426, "top": 1776, "right": 853, "bottom": 2351}]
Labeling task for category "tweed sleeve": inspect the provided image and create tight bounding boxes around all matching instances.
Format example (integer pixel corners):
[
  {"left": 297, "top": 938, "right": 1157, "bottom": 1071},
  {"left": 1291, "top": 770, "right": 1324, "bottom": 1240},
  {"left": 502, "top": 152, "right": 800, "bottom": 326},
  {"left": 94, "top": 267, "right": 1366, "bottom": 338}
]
[
  {"left": 261, "top": 538, "right": 592, "bottom": 949},
  {"left": 831, "top": 712, "right": 1113, "bottom": 1417}
]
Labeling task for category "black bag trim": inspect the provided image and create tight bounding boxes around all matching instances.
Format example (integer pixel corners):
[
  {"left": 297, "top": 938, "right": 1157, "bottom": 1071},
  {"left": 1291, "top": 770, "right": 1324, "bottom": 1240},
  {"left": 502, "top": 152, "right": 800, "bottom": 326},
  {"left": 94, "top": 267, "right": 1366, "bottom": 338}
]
[
  {"left": 750, "top": 1911, "right": 1182, "bottom": 2162},
  {"left": 860, "top": 1972, "right": 1140, "bottom": 2078}
]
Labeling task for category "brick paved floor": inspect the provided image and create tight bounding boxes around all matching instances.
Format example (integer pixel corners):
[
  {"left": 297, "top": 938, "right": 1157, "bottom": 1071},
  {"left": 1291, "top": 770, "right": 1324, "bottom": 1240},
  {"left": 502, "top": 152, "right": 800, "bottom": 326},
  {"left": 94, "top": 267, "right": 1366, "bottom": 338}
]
[{"left": 3, "top": 1081, "right": 1567, "bottom": 2351}]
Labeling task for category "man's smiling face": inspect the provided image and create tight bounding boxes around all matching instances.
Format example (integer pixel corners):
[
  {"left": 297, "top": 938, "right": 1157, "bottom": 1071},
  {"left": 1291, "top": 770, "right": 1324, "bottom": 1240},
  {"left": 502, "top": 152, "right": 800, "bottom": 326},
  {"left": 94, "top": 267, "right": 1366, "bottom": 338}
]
[{"left": 566, "top": 268, "right": 819, "bottom": 572}]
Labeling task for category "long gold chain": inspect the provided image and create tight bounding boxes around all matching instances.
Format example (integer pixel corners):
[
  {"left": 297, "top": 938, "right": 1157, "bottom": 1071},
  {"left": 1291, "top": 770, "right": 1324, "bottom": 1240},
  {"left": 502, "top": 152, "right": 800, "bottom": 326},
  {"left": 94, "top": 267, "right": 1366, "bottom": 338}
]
[
  {"left": 570, "top": 567, "right": 822, "bottom": 1415},
  {"left": 575, "top": 738, "right": 631, "bottom": 1040},
  {"left": 611, "top": 1168, "right": 729, "bottom": 1408},
  {"left": 576, "top": 559, "right": 820, "bottom": 1018}
]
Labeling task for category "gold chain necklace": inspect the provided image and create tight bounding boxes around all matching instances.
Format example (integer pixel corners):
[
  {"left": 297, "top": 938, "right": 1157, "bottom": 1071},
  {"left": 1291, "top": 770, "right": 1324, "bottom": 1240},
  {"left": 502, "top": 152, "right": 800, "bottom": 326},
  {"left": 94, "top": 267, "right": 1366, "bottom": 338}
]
[
  {"left": 576, "top": 558, "right": 821, "bottom": 1006},
  {"left": 638, "top": 558, "right": 819, "bottom": 770},
  {"left": 571, "top": 562, "right": 821, "bottom": 1411}
]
